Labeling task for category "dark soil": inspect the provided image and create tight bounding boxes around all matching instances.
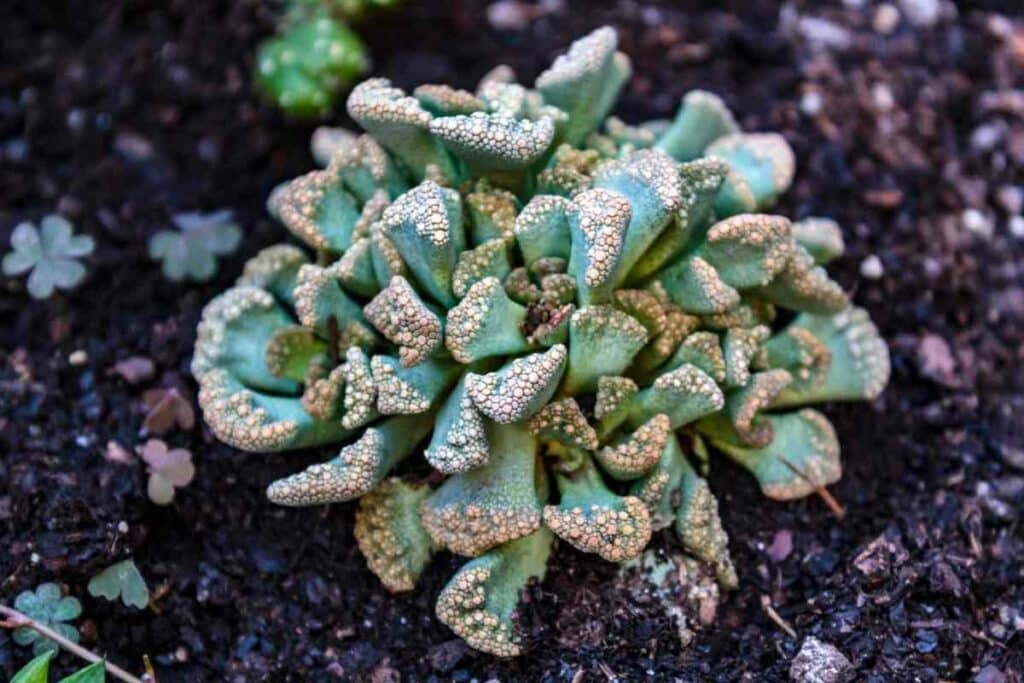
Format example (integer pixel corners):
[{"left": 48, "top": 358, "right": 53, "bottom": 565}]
[{"left": 2, "top": 0, "right": 1023, "bottom": 681}]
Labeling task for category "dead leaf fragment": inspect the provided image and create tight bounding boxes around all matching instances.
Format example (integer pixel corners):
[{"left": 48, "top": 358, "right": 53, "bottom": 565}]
[
  {"left": 142, "top": 387, "right": 195, "bottom": 435},
  {"left": 112, "top": 356, "right": 156, "bottom": 384}
]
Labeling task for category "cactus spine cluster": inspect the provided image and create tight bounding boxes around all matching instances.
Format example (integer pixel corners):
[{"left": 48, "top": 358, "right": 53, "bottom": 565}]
[{"left": 194, "top": 27, "right": 890, "bottom": 656}]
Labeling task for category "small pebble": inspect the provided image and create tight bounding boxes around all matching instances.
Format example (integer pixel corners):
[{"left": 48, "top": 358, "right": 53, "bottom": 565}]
[
  {"left": 971, "top": 122, "right": 1006, "bottom": 151},
  {"left": 1009, "top": 216, "right": 1024, "bottom": 238},
  {"left": 987, "top": 15, "right": 1014, "bottom": 40},
  {"left": 69, "top": 349, "right": 88, "bottom": 366},
  {"left": 30, "top": 552, "right": 40, "bottom": 564},
  {"left": 798, "top": 17, "right": 852, "bottom": 51},
  {"left": 790, "top": 637, "right": 853, "bottom": 683},
  {"left": 923, "top": 256, "right": 942, "bottom": 278},
  {"left": 996, "top": 185, "right": 1023, "bottom": 214},
  {"left": 874, "top": 4, "right": 901, "bottom": 34},
  {"left": 961, "top": 208, "right": 994, "bottom": 239},
  {"left": 800, "top": 91, "right": 823, "bottom": 116},
  {"left": 487, "top": 0, "right": 530, "bottom": 31},
  {"left": 118, "top": 521, "right": 130, "bottom": 534},
  {"left": 872, "top": 83, "right": 895, "bottom": 112},
  {"left": 900, "top": 0, "right": 941, "bottom": 27},
  {"left": 860, "top": 254, "right": 884, "bottom": 279}
]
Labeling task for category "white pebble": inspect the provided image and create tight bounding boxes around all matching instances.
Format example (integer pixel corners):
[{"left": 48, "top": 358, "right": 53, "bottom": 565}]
[
  {"left": 874, "top": 4, "right": 901, "bottom": 34},
  {"left": 118, "top": 521, "right": 130, "bottom": 534},
  {"left": 923, "top": 257, "right": 942, "bottom": 278},
  {"left": 860, "top": 254, "right": 884, "bottom": 279},
  {"left": 487, "top": 0, "right": 530, "bottom": 31},
  {"left": 971, "top": 122, "right": 1006, "bottom": 151},
  {"left": 900, "top": 0, "right": 941, "bottom": 27},
  {"left": 798, "top": 17, "right": 852, "bottom": 51},
  {"left": 800, "top": 91, "right": 823, "bottom": 116},
  {"left": 962, "top": 208, "right": 994, "bottom": 239},
  {"left": 69, "top": 349, "right": 88, "bottom": 366},
  {"left": 872, "top": 83, "right": 895, "bottom": 112},
  {"left": 1010, "top": 216, "right": 1024, "bottom": 238}
]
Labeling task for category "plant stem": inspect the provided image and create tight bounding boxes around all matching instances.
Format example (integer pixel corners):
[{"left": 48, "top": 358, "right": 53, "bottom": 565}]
[{"left": 0, "top": 604, "right": 145, "bottom": 683}]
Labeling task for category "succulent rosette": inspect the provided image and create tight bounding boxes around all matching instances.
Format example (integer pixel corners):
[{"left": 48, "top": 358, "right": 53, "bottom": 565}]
[{"left": 194, "top": 27, "right": 889, "bottom": 656}]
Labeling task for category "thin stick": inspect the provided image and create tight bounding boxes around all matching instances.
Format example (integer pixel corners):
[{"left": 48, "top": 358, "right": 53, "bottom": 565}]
[
  {"left": 779, "top": 457, "right": 845, "bottom": 520},
  {"left": 0, "top": 605, "right": 144, "bottom": 683},
  {"left": 760, "top": 595, "right": 797, "bottom": 639}
]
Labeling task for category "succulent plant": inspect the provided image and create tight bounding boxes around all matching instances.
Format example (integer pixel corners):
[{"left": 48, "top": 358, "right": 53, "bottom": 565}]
[
  {"left": 148, "top": 210, "right": 241, "bottom": 283},
  {"left": 2, "top": 215, "right": 94, "bottom": 300},
  {"left": 193, "top": 27, "right": 890, "bottom": 656},
  {"left": 11, "top": 584, "right": 81, "bottom": 657},
  {"left": 255, "top": 0, "right": 400, "bottom": 117}
]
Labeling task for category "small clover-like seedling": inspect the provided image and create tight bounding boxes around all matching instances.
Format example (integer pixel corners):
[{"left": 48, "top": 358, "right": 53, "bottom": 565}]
[
  {"left": 2, "top": 215, "right": 94, "bottom": 300},
  {"left": 10, "top": 652, "right": 105, "bottom": 683},
  {"left": 149, "top": 210, "right": 241, "bottom": 282},
  {"left": 194, "top": 27, "right": 890, "bottom": 657},
  {"left": 12, "top": 584, "right": 82, "bottom": 656},
  {"left": 87, "top": 559, "right": 150, "bottom": 610},
  {"left": 138, "top": 439, "right": 195, "bottom": 505}
]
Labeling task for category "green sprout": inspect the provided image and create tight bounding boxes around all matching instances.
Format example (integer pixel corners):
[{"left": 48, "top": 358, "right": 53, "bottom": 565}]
[
  {"left": 2, "top": 215, "right": 94, "bottom": 300},
  {"left": 10, "top": 652, "right": 105, "bottom": 683},
  {"left": 148, "top": 210, "right": 241, "bottom": 282},
  {"left": 11, "top": 584, "right": 82, "bottom": 657},
  {"left": 254, "top": 0, "right": 400, "bottom": 117},
  {"left": 193, "top": 27, "right": 890, "bottom": 657}
]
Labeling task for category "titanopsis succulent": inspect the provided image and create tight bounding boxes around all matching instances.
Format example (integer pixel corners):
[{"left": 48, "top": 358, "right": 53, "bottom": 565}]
[{"left": 193, "top": 27, "right": 890, "bottom": 656}]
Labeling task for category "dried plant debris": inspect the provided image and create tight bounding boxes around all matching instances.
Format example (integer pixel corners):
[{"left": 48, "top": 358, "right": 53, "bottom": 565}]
[
  {"left": 148, "top": 210, "right": 241, "bottom": 282},
  {"left": 192, "top": 26, "right": 889, "bottom": 657},
  {"left": 141, "top": 387, "right": 196, "bottom": 435},
  {"left": 2, "top": 215, "right": 94, "bottom": 300}
]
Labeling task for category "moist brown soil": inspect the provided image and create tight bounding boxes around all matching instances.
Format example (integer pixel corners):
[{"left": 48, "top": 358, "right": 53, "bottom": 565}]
[{"left": 1, "top": 1, "right": 1023, "bottom": 681}]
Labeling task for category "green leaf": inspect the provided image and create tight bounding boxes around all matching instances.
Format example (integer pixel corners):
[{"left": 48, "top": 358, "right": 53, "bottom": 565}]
[
  {"left": 58, "top": 661, "right": 106, "bottom": 683},
  {"left": 10, "top": 651, "right": 53, "bottom": 683},
  {"left": 87, "top": 559, "right": 150, "bottom": 610},
  {"left": 50, "top": 596, "right": 82, "bottom": 622},
  {"left": 32, "top": 636, "right": 60, "bottom": 657},
  {"left": 10, "top": 222, "right": 41, "bottom": 254},
  {"left": 13, "top": 626, "right": 39, "bottom": 646}
]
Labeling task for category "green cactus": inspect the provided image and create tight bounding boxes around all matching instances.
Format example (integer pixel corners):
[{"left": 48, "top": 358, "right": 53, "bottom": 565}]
[{"left": 195, "top": 27, "right": 890, "bottom": 657}]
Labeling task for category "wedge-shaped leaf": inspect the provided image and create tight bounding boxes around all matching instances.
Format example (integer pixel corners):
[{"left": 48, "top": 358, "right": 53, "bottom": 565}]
[
  {"left": 436, "top": 527, "right": 553, "bottom": 657},
  {"left": 347, "top": 78, "right": 456, "bottom": 181},
  {"left": 655, "top": 90, "right": 739, "bottom": 162},
  {"left": 422, "top": 421, "right": 545, "bottom": 556},
  {"left": 355, "top": 478, "right": 435, "bottom": 592},
  {"left": 566, "top": 188, "right": 630, "bottom": 305},
  {"left": 466, "top": 345, "right": 567, "bottom": 423},
  {"left": 562, "top": 306, "right": 647, "bottom": 394},
  {"left": 378, "top": 181, "right": 465, "bottom": 307},
  {"left": 772, "top": 307, "right": 890, "bottom": 406},
  {"left": 536, "top": 27, "right": 628, "bottom": 145},
  {"left": 267, "top": 414, "right": 432, "bottom": 506},
  {"left": 711, "top": 409, "right": 841, "bottom": 501}
]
